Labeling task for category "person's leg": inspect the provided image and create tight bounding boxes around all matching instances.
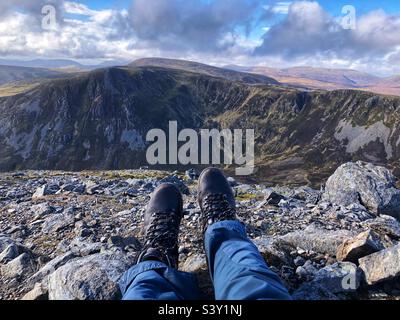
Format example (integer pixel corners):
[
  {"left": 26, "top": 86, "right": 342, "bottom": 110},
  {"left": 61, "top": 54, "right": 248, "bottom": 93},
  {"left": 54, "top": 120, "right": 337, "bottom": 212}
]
[
  {"left": 119, "top": 260, "right": 202, "bottom": 300},
  {"left": 120, "top": 183, "right": 202, "bottom": 300},
  {"left": 204, "top": 220, "right": 292, "bottom": 300},
  {"left": 198, "top": 168, "right": 292, "bottom": 300}
]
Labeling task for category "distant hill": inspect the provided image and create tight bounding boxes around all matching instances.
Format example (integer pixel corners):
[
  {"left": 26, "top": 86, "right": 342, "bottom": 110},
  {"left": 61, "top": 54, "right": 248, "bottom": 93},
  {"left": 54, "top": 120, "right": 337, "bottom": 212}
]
[
  {"left": 0, "top": 65, "right": 67, "bottom": 86},
  {"left": 0, "top": 59, "right": 127, "bottom": 71},
  {"left": 130, "top": 58, "right": 279, "bottom": 85},
  {"left": 225, "top": 65, "right": 399, "bottom": 96}
]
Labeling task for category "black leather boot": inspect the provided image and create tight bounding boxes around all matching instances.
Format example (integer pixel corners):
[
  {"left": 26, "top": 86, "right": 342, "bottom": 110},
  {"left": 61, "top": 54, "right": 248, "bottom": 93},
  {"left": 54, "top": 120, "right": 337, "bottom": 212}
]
[
  {"left": 137, "top": 183, "right": 183, "bottom": 268},
  {"left": 197, "top": 168, "right": 237, "bottom": 234}
]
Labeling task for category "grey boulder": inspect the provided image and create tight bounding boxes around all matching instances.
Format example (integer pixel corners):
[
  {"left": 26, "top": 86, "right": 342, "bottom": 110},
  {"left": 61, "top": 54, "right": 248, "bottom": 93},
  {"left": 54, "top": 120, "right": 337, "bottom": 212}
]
[
  {"left": 280, "top": 225, "right": 355, "bottom": 256},
  {"left": 1, "top": 253, "right": 35, "bottom": 279},
  {"left": 359, "top": 244, "right": 400, "bottom": 285},
  {"left": 48, "top": 252, "right": 134, "bottom": 300},
  {"left": 322, "top": 161, "right": 400, "bottom": 219}
]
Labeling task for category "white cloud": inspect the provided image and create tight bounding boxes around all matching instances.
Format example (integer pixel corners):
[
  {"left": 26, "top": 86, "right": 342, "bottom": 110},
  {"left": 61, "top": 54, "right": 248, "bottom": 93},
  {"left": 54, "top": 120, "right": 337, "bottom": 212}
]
[
  {"left": 254, "top": 1, "right": 400, "bottom": 75},
  {"left": 64, "top": 1, "right": 98, "bottom": 16},
  {"left": 0, "top": 0, "right": 399, "bottom": 75},
  {"left": 271, "top": 2, "right": 292, "bottom": 14}
]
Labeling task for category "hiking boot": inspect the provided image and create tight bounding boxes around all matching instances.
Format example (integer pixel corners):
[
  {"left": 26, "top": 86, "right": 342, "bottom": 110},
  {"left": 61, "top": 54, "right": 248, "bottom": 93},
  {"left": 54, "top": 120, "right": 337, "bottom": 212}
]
[
  {"left": 137, "top": 183, "right": 183, "bottom": 268},
  {"left": 197, "top": 167, "right": 237, "bottom": 233}
]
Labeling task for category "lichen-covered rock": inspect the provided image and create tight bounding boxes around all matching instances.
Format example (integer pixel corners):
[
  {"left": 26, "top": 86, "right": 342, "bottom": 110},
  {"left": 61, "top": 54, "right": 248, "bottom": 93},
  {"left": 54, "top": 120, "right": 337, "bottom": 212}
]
[
  {"left": 48, "top": 252, "right": 134, "bottom": 300},
  {"left": 337, "top": 230, "right": 384, "bottom": 263},
  {"left": 42, "top": 213, "right": 75, "bottom": 234},
  {"left": 359, "top": 244, "right": 400, "bottom": 285},
  {"left": 361, "top": 215, "right": 400, "bottom": 241},
  {"left": 28, "top": 251, "right": 77, "bottom": 287},
  {"left": 1, "top": 253, "right": 35, "bottom": 279},
  {"left": 0, "top": 244, "right": 19, "bottom": 264},
  {"left": 280, "top": 225, "right": 355, "bottom": 256},
  {"left": 322, "top": 162, "right": 400, "bottom": 219},
  {"left": 293, "top": 262, "right": 360, "bottom": 300}
]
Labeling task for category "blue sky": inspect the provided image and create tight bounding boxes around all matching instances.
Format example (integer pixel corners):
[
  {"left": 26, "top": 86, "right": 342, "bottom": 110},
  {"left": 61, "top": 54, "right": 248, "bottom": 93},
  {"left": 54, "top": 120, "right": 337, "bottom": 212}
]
[
  {"left": 1, "top": 0, "right": 400, "bottom": 75},
  {"left": 78, "top": 0, "right": 400, "bottom": 14}
]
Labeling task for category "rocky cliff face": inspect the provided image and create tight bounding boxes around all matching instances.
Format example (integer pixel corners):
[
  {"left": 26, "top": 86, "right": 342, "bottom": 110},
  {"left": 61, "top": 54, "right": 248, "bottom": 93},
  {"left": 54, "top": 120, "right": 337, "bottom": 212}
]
[
  {"left": 1, "top": 162, "right": 400, "bottom": 300},
  {"left": 0, "top": 66, "right": 400, "bottom": 186}
]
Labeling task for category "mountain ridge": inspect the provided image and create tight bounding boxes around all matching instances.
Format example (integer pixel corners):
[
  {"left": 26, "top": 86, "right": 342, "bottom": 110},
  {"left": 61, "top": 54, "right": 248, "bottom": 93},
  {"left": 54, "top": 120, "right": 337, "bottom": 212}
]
[
  {"left": 130, "top": 58, "right": 280, "bottom": 85},
  {"left": 0, "top": 65, "right": 399, "bottom": 186},
  {"left": 225, "top": 64, "right": 399, "bottom": 96}
]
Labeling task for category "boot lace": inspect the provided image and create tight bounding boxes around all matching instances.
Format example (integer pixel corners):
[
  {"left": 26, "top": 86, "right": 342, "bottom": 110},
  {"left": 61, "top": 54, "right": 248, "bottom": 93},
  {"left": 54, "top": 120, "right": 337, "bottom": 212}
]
[
  {"left": 201, "top": 194, "right": 236, "bottom": 231},
  {"left": 138, "top": 211, "right": 181, "bottom": 267}
]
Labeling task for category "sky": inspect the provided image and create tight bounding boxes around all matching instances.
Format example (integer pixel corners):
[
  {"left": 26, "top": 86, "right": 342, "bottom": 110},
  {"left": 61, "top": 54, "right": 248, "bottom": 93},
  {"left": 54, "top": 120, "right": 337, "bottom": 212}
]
[{"left": 0, "top": 0, "right": 399, "bottom": 76}]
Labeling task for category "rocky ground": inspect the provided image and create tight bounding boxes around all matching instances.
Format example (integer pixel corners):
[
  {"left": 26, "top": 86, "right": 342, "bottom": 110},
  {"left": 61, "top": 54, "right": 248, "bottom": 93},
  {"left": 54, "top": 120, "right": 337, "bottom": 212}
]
[{"left": 1, "top": 161, "right": 400, "bottom": 300}]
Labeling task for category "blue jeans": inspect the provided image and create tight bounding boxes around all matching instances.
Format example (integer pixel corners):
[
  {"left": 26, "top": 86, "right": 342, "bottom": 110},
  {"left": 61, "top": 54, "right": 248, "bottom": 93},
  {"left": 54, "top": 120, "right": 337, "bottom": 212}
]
[{"left": 119, "top": 220, "right": 292, "bottom": 300}]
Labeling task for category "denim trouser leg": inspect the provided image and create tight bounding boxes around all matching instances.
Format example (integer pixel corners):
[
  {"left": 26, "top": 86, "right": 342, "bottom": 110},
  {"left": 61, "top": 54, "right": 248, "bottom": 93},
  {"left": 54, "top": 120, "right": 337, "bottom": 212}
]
[
  {"left": 119, "top": 220, "right": 291, "bottom": 300},
  {"left": 119, "top": 261, "right": 203, "bottom": 300},
  {"left": 204, "top": 220, "right": 292, "bottom": 300}
]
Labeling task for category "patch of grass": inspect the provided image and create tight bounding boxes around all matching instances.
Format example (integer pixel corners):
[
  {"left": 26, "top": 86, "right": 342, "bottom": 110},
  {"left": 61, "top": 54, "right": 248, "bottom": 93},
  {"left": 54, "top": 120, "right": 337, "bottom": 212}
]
[
  {"left": 0, "top": 82, "right": 39, "bottom": 97},
  {"left": 236, "top": 192, "right": 263, "bottom": 201},
  {"left": 96, "top": 170, "right": 171, "bottom": 180}
]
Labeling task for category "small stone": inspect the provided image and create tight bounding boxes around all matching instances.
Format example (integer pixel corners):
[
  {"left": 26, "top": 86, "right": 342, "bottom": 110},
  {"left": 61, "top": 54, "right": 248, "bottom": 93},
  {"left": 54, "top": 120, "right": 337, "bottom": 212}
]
[
  {"left": 265, "top": 191, "right": 285, "bottom": 206},
  {"left": 21, "top": 283, "right": 48, "bottom": 300},
  {"left": 294, "top": 256, "right": 306, "bottom": 266},
  {"left": 185, "top": 169, "right": 199, "bottom": 180},
  {"left": 32, "top": 184, "right": 59, "bottom": 199},
  {"left": 31, "top": 203, "right": 54, "bottom": 219},
  {"left": 227, "top": 177, "right": 238, "bottom": 187},
  {"left": 178, "top": 246, "right": 189, "bottom": 255},
  {"left": 87, "top": 219, "right": 98, "bottom": 227},
  {"left": 107, "top": 236, "right": 141, "bottom": 251},
  {"left": 295, "top": 266, "right": 308, "bottom": 278},
  {"left": 84, "top": 181, "right": 100, "bottom": 194},
  {"left": 42, "top": 213, "right": 75, "bottom": 234}
]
